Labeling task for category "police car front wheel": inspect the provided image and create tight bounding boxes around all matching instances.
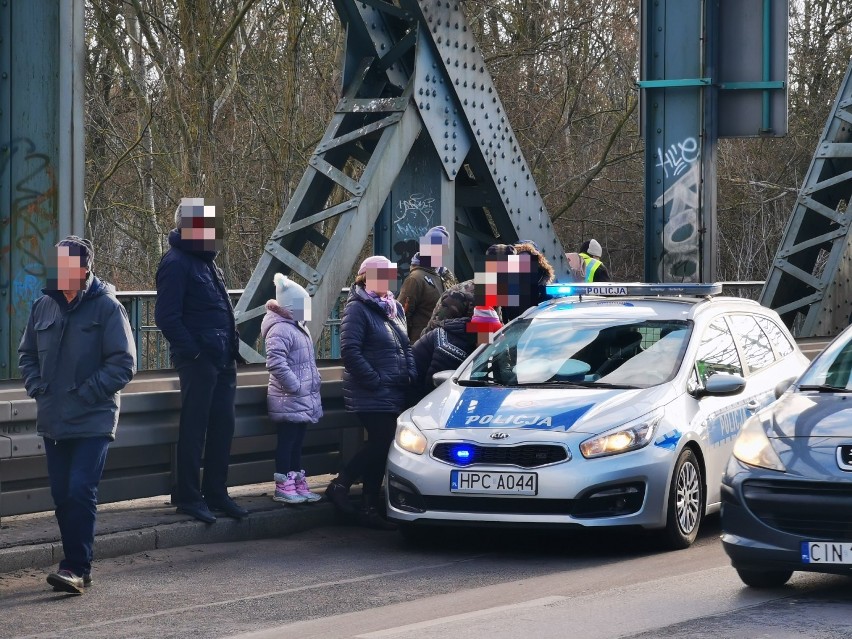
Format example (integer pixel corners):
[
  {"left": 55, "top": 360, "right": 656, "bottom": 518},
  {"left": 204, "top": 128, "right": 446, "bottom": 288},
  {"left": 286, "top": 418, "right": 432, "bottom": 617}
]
[{"left": 661, "top": 448, "right": 704, "bottom": 550}]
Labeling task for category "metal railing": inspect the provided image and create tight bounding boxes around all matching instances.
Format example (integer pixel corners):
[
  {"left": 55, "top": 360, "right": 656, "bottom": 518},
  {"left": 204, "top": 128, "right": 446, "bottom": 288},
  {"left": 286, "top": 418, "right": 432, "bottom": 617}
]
[{"left": 118, "top": 289, "right": 348, "bottom": 371}]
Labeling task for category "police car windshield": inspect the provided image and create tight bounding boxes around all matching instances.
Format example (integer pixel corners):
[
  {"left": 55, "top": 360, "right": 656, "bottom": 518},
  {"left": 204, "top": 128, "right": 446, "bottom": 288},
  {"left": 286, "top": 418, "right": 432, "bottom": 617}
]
[{"left": 460, "top": 318, "right": 692, "bottom": 388}]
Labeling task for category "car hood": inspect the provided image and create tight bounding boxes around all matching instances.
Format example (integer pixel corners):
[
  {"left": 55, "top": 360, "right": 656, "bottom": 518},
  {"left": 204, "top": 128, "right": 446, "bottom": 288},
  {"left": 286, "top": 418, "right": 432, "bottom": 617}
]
[
  {"left": 410, "top": 381, "right": 674, "bottom": 435},
  {"left": 766, "top": 391, "right": 852, "bottom": 438}
]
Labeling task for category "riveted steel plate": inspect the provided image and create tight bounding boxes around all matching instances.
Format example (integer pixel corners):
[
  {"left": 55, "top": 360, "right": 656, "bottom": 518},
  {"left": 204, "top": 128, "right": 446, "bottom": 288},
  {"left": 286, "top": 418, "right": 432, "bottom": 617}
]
[
  {"left": 413, "top": 0, "right": 568, "bottom": 275},
  {"left": 414, "top": 23, "right": 471, "bottom": 179}
]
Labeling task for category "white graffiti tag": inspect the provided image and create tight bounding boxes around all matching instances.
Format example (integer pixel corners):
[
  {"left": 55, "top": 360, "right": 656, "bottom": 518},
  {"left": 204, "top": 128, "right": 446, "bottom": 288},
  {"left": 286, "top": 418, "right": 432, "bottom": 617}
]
[
  {"left": 394, "top": 192, "right": 435, "bottom": 239},
  {"left": 655, "top": 156, "right": 701, "bottom": 282},
  {"left": 655, "top": 137, "right": 699, "bottom": 179}
]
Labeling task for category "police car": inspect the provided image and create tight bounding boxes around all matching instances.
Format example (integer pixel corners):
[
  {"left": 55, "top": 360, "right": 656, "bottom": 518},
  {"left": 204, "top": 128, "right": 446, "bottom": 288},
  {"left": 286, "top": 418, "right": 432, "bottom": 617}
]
[{"left": 386, "top": 283, "right": 810, "bottom": 548}]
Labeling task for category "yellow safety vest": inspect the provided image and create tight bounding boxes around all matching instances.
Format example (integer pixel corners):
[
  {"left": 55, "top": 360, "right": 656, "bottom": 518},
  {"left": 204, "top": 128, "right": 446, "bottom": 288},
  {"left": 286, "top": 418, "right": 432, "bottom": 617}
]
[{"left": 580, "top": 253, "right": 602, "bottom": 282}]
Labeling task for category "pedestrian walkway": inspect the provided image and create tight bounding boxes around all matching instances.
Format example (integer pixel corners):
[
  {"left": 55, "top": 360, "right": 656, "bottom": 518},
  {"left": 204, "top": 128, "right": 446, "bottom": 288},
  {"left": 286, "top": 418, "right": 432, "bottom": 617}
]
[{"left": 0, "top": 475, "right": 349, "bottom": 574}]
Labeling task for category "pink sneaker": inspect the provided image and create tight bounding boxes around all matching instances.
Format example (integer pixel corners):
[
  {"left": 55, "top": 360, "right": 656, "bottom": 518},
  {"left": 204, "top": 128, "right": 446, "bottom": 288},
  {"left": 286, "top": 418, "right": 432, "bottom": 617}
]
[
  {"left": 273, "top": 472, "right": 306, "bottom": 504},
  {"left": 294, "top": 470, "right": 322, "bottom": 502}
]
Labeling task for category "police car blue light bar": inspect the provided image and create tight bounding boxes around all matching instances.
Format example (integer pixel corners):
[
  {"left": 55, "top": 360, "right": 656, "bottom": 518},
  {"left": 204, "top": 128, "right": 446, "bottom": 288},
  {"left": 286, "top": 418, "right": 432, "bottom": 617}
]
[{"left": 545, "top": 282, "right": 723, "bottom": 297}]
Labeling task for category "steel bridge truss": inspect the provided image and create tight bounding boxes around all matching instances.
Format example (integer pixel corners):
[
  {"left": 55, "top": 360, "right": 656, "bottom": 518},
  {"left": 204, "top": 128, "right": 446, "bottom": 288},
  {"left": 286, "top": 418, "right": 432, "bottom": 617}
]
[
  {"left": 761, "top": 60, "right": 852, "bottom": 336},
  {"left": 234, "top": 0, "right": 567, "bottom": 359}
]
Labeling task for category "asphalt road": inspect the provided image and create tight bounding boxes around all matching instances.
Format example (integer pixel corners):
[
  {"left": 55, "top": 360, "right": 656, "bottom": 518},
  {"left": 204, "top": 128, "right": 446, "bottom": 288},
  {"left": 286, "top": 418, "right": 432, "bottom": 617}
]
[{"left": 0, "top": 517, "right": 848, "bottom": 639}]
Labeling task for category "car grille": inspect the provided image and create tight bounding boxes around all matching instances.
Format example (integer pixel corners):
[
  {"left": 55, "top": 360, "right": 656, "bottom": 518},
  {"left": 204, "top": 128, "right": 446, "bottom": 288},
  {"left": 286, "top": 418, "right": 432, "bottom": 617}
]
[
  {"left": 423, "top": 496, "right": 575, "bottom": 515},
  {"left": 431, "top": 443, "right": 568, "bottom": 468},
  {"left": 743, "top": 479, "right": 852, "bottom": 541}
]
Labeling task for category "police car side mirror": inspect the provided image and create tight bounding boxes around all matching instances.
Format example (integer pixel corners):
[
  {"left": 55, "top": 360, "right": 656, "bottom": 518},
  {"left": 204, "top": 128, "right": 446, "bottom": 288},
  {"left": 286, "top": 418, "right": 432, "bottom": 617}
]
[
  {"left": 774, "top": 377, "right": 796, "bottom": 399},
  {"left": 432, "top": 370, "right": 455, "bottom": 387},
  {"left": 701, "top": 373, "right": 746, "bottom": 398}
]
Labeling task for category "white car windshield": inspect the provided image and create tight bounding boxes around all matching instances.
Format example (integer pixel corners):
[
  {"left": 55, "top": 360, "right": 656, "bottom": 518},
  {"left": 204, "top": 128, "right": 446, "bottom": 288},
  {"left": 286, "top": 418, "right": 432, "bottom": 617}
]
[{"left": 459, "top": 317, "right": 692, "bottom": 389}]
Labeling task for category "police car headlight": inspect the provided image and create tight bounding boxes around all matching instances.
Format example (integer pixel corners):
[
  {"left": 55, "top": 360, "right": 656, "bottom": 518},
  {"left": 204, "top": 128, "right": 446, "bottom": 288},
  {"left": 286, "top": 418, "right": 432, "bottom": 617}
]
[
  {"left": 580, "top": 410, "right": 663, "bottom": 459},
  {"left": 732, "top": 416, "right": 786, "bottom": 472},
  {"left": 396, "top": 418, "right": 428, "bottom": 455}
]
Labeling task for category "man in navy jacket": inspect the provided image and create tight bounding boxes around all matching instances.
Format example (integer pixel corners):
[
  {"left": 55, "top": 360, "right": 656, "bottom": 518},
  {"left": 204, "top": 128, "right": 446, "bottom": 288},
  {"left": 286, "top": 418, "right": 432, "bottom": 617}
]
[
  {"left": 19, "top": 236, "right": 136, "bottom": 594},
  {"left": 155, "top": 198, "right": 247, "bottom": 523}
]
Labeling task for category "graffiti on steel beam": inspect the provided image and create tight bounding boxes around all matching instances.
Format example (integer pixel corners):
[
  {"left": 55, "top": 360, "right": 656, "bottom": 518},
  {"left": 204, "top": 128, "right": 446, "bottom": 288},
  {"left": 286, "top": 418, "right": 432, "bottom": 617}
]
[
  {"left": 393, "top": 192, "right": 435, "bottom": 275},
  {"left": 655, "top": 137, "right": 699, "bottom": 179},
  {"left": 0, "top": 137, "right": 57, "bottom": 318},
  {"left": 654, "top": 138, "right": 700, "bottom": 282}
]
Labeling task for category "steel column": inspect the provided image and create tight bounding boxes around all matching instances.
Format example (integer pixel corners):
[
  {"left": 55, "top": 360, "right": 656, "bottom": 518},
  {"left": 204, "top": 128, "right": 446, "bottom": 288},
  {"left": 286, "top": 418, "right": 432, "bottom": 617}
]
[
  {"left": 641, "top": 0, "right": 716, "bottom": 284},
  {"left": 0, "top": 0, "right": 84, "bottom": 380}
]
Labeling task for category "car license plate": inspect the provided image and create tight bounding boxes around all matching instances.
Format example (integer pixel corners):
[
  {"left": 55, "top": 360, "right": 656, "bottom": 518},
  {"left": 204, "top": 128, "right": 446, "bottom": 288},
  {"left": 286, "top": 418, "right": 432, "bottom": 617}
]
[
  {"left": 801, "top": 541, "right": 852, "bottom": 565},
  {"left": 450, "top": 470, "right": 537, "bottom": 495}
]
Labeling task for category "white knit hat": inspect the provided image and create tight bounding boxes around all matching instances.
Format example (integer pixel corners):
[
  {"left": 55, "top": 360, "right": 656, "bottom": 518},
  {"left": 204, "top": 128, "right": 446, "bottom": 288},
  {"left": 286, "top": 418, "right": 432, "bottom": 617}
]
[
  {"left": 586, "top": 238, "right": 602, "bottom": 258},
  {"left": 274, "top": 273, "right": 311, "bottom": 321}
]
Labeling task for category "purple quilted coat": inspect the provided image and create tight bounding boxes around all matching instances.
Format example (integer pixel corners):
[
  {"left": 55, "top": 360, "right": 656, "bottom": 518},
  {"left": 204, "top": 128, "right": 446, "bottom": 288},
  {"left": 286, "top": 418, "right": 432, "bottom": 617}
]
[{"left": 261, "top": 301, "right": 323, "bottom": 423}]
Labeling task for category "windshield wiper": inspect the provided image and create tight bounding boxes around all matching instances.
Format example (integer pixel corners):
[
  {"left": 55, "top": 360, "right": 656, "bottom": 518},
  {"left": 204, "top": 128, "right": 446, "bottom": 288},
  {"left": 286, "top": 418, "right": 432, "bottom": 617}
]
[
  {"left": 514, "top": 381, "right": 639, "bottom": 389},
  {"left": 457, "top": 378, "right": 501, "bottom": 387},
  {"left": 798, "top": 384, "right": 852, "bottom": 393}
]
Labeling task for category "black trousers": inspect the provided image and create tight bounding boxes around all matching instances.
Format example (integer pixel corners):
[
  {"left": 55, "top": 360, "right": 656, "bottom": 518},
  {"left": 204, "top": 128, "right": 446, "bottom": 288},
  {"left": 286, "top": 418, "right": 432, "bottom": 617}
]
[
  {"left": 341, "top": 412, "right": 398, "bottom": 500},
  {"left": 174, "top": 357, "right": 237, "bottom": 505}
]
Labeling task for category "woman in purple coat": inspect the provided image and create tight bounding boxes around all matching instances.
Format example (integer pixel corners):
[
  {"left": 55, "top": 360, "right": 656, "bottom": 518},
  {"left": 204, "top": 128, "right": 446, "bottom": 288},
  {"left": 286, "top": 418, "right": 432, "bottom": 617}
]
[{"left": 261, "top": 274, "right": 323, "bottom": 504}]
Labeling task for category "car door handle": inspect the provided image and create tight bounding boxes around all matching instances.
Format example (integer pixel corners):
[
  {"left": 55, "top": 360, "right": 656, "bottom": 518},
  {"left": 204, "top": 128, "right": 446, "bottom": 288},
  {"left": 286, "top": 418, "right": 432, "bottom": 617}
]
[{"left": 746, "top": 400, "right": 760, "bottom": 412}]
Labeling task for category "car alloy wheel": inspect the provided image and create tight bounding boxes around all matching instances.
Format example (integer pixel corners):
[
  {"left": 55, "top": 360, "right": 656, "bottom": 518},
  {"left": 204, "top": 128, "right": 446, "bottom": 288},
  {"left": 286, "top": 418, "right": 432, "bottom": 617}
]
[
  {"left": 661, "top": 447, "right": 704, "bottom": 550},
  {"left": 676, "top": 458, "right": 700, "bottom": 535}
]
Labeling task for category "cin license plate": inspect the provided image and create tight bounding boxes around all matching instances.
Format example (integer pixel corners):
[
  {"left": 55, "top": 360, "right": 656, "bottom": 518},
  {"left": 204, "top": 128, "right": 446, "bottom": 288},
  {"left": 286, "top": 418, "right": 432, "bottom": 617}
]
[
  {"left": 450, "top": 470, "right": 538, "bottom": 495},
  {"left": 801, "top": 541, "right": 852, "bottom": 565}
]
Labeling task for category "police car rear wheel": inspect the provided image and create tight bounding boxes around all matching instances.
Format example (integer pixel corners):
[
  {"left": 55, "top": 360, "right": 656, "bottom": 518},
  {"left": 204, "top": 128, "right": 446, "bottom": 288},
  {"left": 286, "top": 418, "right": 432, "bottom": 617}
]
[
  {"left": 661, "top": 448, "right": 703, "bottom": 550},
  {"left": 735, "top": 568, "right": 793, "bottom": 588}
]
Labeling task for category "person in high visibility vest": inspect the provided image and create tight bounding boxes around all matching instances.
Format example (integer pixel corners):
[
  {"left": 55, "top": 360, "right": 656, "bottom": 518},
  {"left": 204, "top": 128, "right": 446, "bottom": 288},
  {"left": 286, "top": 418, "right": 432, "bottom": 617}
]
[{"left": 579, "top": 239, "right": 610, "bottom": 282}]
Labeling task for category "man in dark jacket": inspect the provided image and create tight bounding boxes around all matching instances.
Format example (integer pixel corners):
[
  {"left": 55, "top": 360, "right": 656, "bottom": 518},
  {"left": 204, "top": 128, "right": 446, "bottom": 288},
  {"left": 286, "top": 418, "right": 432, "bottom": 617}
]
[
  {"left": 18, "top": 236, "right": 136, "bottom": 594},
  {"left": 397, "top": 225, "right": 457, "bottom": 341},
  {"left": 154, "top": 199, "right": 247, "bottom": 523}
]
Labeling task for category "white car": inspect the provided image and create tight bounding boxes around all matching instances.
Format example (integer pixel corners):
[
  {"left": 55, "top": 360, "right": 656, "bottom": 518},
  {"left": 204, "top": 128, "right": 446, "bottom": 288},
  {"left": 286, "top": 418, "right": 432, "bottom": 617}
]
[{"left": 387, "top": 283, "right": 810, "bottom": 548}]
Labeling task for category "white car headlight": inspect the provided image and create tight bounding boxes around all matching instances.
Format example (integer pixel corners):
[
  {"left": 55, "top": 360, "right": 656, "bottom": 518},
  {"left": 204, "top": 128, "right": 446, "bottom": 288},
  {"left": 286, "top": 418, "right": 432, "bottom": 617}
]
[
  {"left": 732, "top": 416, "right": 786, "bottom": 472},
  {"left": 580, "top": 410, "right": 663, "bottom": 459},
  {"left": 395, "top": 418, "right": 427, "bottom": 455}
]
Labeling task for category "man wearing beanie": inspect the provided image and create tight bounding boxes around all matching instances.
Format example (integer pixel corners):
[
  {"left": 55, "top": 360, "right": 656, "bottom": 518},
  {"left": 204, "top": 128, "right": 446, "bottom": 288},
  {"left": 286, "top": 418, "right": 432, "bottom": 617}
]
[
  {"left": 397, "top": 225, "right": 457, "bottom": 342},
  {"left": 579, "top": 238, "right": 610, "bottom": 282},
  {"left": 18, "top": 236, "right": 136, "bottom": 594},
  {"left": 154, "top": 198, "right": 248, "bottom": 524}
]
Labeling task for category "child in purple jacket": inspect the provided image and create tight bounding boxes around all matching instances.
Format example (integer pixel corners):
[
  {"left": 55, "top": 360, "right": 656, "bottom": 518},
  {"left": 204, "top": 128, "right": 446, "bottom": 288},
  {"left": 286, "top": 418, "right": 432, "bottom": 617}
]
[{"left": 261, "top": 274, "right": 323, "bottom": 503}]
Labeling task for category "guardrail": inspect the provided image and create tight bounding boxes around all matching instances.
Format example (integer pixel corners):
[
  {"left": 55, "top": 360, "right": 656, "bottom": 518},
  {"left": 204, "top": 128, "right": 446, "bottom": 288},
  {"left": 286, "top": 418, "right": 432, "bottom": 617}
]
[{"left": 0, "top": 363, "right": 362, "bottom": 518}]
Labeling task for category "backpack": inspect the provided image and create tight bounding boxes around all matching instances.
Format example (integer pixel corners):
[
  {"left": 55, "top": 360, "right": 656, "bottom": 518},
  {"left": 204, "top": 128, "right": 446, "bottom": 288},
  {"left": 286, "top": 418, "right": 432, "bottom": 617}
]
[{"left": 566, "top": 252, "right": 586, "bottom": 282}]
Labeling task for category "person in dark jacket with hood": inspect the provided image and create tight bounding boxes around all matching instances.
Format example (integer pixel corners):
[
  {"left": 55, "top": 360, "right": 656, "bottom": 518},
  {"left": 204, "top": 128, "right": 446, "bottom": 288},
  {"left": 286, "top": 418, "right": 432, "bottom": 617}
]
[
  {"left": 325, "top": 256, "right": 416, "bottom": 530},
  {"left": 410, "top": 282, "right": 477, "bottom": 402},
  {"left": 397, "top": 225, "right": 457, "bottom": 341},
  {"left": 154, "top": 198, "right": 248, "bottom": 524},
  {"left": 18, "top": 236, "right": 136, "bottom": 594}
]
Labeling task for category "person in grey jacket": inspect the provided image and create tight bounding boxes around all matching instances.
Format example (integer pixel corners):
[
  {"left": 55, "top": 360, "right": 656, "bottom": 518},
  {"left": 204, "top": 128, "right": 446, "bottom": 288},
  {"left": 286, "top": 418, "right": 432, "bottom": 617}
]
[
  {"left": 262, "top": 274, "right": 323, "bottom": 504},
  {"left": 18, "top": 236, "right": 136, "bottom": 595}
]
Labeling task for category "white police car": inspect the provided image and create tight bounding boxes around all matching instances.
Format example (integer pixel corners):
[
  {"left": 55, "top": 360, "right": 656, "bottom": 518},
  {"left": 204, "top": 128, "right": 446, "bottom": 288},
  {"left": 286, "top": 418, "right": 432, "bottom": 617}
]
[{"left": 387, "top": 283, "right": 810, "bottom": 548}]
